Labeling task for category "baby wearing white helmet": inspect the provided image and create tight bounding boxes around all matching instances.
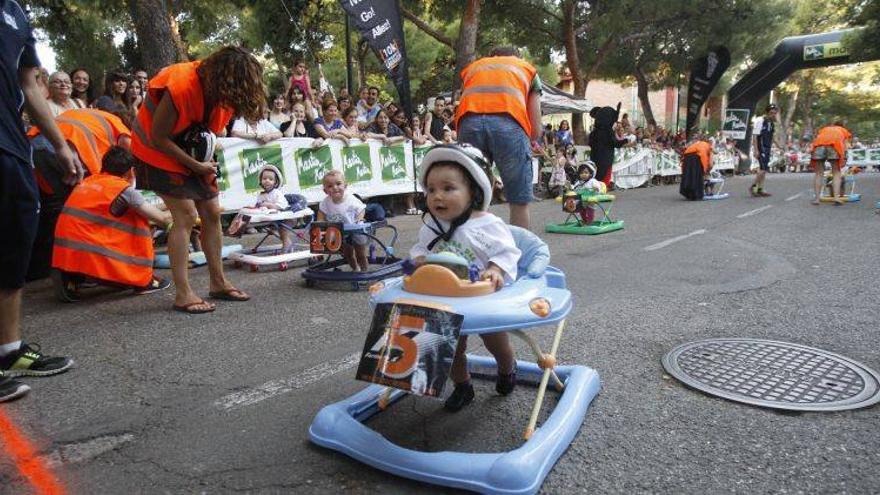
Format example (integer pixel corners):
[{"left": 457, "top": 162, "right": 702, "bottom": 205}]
[{"left": 411, "top": 144, "right": 521, "bottom": 412}]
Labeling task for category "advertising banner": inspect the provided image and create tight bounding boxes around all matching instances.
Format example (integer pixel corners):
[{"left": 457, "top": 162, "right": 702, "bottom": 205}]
[{"left": 686, "top": 46, "right": 730, "bottom": 140}]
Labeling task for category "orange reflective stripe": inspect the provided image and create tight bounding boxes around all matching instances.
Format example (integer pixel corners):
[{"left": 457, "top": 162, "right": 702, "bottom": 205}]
[
  {"left": 80, "top": 109, "right": 116, "bottom": 142},
  {"left": 460, "top": 85, "right": 527, "bottom": 106},
  {"left": 56, "top": 117, "right": 99, "bottom": 157},
  {"left": 61, "top": 206, "right": 152, "bottom": 237},
  {"left": 54, "top": 237, "right": 154, "bottom": 267}
]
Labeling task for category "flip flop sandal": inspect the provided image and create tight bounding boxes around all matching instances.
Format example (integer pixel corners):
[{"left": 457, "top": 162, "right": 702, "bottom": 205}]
[
  {"left": 173, "top": 300, "right": 216, "bottom": 314},
  {"left": 208, "top": 288, "right": 251, "bottom": 301}
]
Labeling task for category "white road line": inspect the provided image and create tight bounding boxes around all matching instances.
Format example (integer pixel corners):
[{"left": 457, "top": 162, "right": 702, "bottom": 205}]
[
  {"left": 785, "top": 192, "right": 804, "bottom": 201},
  {"left": 644, "top": 229, "right": 706, "bottom": 251},
  {"left": 736, "top": 205, "right": 773, "bottom": 218},
  {"left": 214, "top": 352, "right": 361, "bottom": 411}
]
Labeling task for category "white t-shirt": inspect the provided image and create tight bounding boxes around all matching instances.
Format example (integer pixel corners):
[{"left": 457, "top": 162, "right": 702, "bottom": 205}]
[
  {"left": 318, "top": 194, "right": 365, "bottom": 224},
  {"left": 572, "top": 177, "right": 603, "bottom": 192},
  {"left": 411, "top": 213, "right": 520, "bottom": 281},
  {"left": 256, "top": 188, "right": 288, "bottom": 210},
  {"left": 232, "top": 118, "right": 279, "bottom": 138}
]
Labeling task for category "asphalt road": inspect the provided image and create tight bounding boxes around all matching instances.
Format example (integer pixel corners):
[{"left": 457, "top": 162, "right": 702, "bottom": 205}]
[{"left": 3, "top": 173, "right": 879, "bottom": 494}]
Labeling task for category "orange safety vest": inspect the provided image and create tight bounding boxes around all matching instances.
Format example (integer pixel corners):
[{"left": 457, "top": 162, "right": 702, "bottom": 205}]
[
  {"left": 52, "top": 174, "right": 154, "bottom": 287},
  {"left": 131, "top": 61, "right": 233, "bottom": 174},
  {"left": 27, "top": 108, "right": 130, "bottom": 176},
  {"left": 811, "top": 125, "right": 851, "bottom": 165},
  {"left": 454, "top": 56, "right": 537, "bottom": 138},
  {"left": 683, "top": 141, "right": 713, "bottom": 173}
]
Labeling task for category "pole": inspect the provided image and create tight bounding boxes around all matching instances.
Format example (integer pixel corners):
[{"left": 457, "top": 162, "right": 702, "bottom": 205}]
[{"left": 345, "top": 14, "right": 353, "bottom": 94}]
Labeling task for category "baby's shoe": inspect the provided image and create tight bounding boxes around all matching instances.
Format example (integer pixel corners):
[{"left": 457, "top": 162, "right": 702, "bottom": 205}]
[
  {"left": 444, "top": 381, "right": 475, "bottom": 412},
  {"left": 496, "top": 372, "right": 517, "bottom": 395}
]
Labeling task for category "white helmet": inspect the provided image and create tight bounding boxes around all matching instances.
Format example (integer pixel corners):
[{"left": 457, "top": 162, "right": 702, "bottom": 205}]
[
  {"left": 175, "top": 125, "right": 217, "bottom": 163},
  {"left": 419, "top": 144, "right": 493, "bottom": 211},
  {"left": 259, "top": 164, "right": 284, "bottom": 188}
]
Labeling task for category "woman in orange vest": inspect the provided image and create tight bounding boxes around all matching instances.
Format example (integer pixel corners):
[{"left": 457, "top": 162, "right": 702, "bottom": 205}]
[
  {"left": 132, "top": 46, "right": 265, "bottom": 313},
  {"left": 679, "top": 139, "right": 713, "bottom": 200},
  {"left": 52, "top": 146, "right": 172, "bottom": 301},
  {"left": 809, "top": 120, "right": 851, "bottom": 205}
]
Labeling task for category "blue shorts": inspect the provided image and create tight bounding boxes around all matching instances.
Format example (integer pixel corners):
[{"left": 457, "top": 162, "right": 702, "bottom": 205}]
[
  {"left": 757, "top": 149, "right": 771, "bottom": 171},
  {"left": 0, "top": 151, "right": 39, "bottom": 289},
  {"left": 457, "top": 114, "right": 533, "bottom": 204}
]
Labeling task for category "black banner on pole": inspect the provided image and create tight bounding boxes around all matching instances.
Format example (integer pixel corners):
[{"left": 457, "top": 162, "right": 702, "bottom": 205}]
[
  {"left": 685, "top": 46, "right": 730, "bottom": 140},
  {"left": 339, "top": 0, "right": 412, "bottom": 117}
]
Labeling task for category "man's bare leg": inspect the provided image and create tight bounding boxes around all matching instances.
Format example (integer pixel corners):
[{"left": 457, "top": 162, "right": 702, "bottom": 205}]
[
  {"left": 0, "top": 289, "right": 22, "bottom": 346},
  {"left": 509, "top": 202, "right": 530, "bottom": 229}
]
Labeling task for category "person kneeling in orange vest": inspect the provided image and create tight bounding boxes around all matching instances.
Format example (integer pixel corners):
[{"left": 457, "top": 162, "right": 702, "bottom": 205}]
[
  {"left": 679, "top": 139, "right": 713, "bottom": 200},
  {"left": 51, "top": 146, "right": 172, "bottom": 302}
]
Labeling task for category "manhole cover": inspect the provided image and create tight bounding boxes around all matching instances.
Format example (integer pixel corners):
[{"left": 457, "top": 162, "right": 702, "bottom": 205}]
[{"left": 662, "top": 339, "right": 880, "bottom": 412}]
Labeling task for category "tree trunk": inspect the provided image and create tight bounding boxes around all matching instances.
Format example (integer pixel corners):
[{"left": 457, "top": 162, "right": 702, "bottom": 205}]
[
  {"left": 452, "top": 0, "right": 482, "bottom": 96},
  {"left": 562, "top": 0, "right": 587, "bottom": 144},
  {"left": 356, "top": 41, "right": 369, "bottom": 89},
  {"left": 777, "top": 86, "right": 798, "bottom": 149},
  {"left": 167, "top": 10, "right": 189, "bottom": 62},
  {"left": 634, "top": 65, "right": 656, "bottom": 127},
  {"left": 128, "top": 0, "right": 179, "bottom": 75}
]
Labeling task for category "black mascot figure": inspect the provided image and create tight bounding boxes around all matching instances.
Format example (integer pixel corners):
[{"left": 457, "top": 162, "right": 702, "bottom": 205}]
[{"left": 588, "top": 103, "right": 630, "bottom": 188}]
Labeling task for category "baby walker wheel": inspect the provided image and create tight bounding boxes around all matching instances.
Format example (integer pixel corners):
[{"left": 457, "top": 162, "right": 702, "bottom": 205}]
[
  {"left": 305, "top": 279, "right": 316, "bottom": 288},
  {"left": 279, "top": 262, "right": 289, "bottom": 271},
  {"left": 249, "top": 264, "right": 259, "bottom": 273}
]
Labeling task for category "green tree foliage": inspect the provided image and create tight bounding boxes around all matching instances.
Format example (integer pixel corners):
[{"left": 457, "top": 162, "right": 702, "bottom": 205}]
[{"left": 844, "top": 0, "right": 880, "bottom": 61}]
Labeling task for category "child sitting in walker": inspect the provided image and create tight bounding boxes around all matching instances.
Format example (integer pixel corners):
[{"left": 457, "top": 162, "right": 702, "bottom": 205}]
[
  {"left": 411, "top": 144, "right": 522, "bottom": 412},
  {"left": 249, "top": 164, "right": 295, "bottom": 252},
  {"left": 571, "top": 161, "right": 603, "bottom": 193},
  {"left": 317, "top": 170, "right": 369, "bottom": 271}
]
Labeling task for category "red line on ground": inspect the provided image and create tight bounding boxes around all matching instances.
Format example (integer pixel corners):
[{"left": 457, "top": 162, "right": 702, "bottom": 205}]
[{"left": 0, "top": 409, "right": 65, "bottom": 495}]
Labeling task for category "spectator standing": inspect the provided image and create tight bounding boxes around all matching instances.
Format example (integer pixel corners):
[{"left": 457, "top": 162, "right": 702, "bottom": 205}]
[
  {"left": 314, "top": 99, "right": 345, "bottom": 140},
  {"left": 70, "top": 68, "right": 92, "bottom": 107},
  {"left": 337, "top": 95, "right": 352, "bottom": 114},
  {"left": 423, "top": 96, "right": 446, "bottom": 141},
  {"left": 133, "top": 69, "right": 148, "bottom": 93},
  {"left": 46, "top": 71, "right": 84, "bottom": 117},
  {"left": 286, "top": 85, "right": 316, "bottom": 121},
  {"left": 336, "top": 107, "right": 363, "bottom": 141},
  {"left": 231, "top": 115, "right": 282, "bottom": 144},
  {"left": 288, "top": 58, "right": 312, "bottom": 102},
  {"left": 93, "top": 70, "right": 128, "bottom": 111},
  {"left": 132, "top": 46, "right": 263, "bottom": 314},
  {"left": 364, "top": 108, "right": 406, "bottom": 145},
  {"left": 126, "top": 78, "right": 143, "bottom": 113},
  {"left": 356, "top": 86, "right": 381, "bottom": 129},
  {"left": 454, "top": 46, "right": 543, "bottom": 228},
  {"left": 1, "top": 0, "right": 78, "bottom": 402},
  {"left": 542, "top": 123, "right": 556, "bottom": 154},
  {"left": 283, "top": 101, "right": 320, "bottom": 140},
  {"left": 555, "top": 120, "right": 573, "bottom": 147},
  {"left": 750, "top": 103, "right": 778, "bottom": 197}
]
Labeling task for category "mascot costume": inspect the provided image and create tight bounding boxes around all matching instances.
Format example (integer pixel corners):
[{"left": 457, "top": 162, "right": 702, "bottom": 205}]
[{"left": 588, "top": 103, "right": 630, "bottom": 187}]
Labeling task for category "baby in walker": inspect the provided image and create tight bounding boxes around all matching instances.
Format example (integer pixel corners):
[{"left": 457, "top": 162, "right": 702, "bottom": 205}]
[
  {"left": 253, "top": 164, "right": 294, "bottom": 252},
  {"left": 570, "top": 162, "right": 603, "bottom": 224},
  {"left": 317, "top": 170, "right": 369, "bottom": 271},
  {"left": 704, "top": 170, "right": 724, "bottom": 196},
  {"left": 412, "top": 144, "right": 521, "bottom": 412}
]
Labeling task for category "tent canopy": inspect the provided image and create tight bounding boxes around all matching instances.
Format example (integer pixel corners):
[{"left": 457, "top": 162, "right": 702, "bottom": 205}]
[{"left": 541, "top": 84, "right": 592, "bottom": 115}]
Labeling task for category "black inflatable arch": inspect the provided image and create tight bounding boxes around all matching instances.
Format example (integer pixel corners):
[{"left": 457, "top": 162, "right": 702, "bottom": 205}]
[{"left": 725, "top": 29, "right": 870, "bottom": 165}]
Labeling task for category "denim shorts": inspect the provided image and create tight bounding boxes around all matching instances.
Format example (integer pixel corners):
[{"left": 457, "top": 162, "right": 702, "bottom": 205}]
[{"left": 458, "top": 114, "right": 533, "bottom": 204}]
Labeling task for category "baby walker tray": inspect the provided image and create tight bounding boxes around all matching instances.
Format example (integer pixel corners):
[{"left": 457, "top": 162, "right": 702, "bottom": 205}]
[
  {"left": 703, "top": 177, "right": 729, "bottom": 200},
  {"left": 309, "top": 242, "right": 601, "bottom": 494}
]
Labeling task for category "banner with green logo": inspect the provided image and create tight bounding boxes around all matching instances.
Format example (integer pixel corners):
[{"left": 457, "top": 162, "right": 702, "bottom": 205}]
[
  {"left": 380, "top": 144, "right": 408, "bottom": 182},
  {"left": 216, "top": 151, "right": 233, "bottom": 192},
  {"left": 412, "top": 145, "right": 432, "bottom": 178},
  {"left": 239, "top": 145, "right": 284, "bottom": 193},
  {"left": 295, "top": 145, "right": 333, "bottom": 189},
  {"left": 341, "top": 144, "right": 373, "bottom": 184}
]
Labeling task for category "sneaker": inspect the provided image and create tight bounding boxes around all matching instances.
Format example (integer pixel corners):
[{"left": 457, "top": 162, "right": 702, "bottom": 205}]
[
  {"left": 443, "top": 381, "right": 475, "bottom": 412},
  {"left": 749, "top": 185, "right": 759, "bottom": 197},
  {"left": 496, "top": 372, "right": 517, "bottom": 395},
  {"left": 0, "top": 375, "right": 30, "bottom": 402},
  {"left": 134, "top": 276, "right": 172, "bottom": 295},
  {"left": 0, "top": 343, "right": 74, "bottom": 378},
  {"left": 758, "top": 191, "right": 772, "bottom": 197},
  {"left": 50, "top": 269, "right": 80, "bottom": 303}
]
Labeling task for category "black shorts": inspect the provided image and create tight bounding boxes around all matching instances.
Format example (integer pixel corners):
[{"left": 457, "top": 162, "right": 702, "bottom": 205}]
[
  {"left": 757, "top": 149, "right": 771, "bottom": 171},
  {"left": 0, "top": 151, "right": 39, "bottom": 289},
  {"left": 135, "top": 159, "right": 219, "bottom": 201}
]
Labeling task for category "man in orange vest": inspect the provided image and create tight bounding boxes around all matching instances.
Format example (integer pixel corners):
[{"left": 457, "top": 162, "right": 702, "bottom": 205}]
[
  {"left": 809, "top": 120, "right": 851, "bottom": 205},
  {"left": 454, "top": 46, "right": 543, "bottom": 229},
  {"left": 680, "top": 139, "right": 713, "bottom": 200},
  {"left": 52, "top": 146, "right": 171, "bottom": 301},
  {"left": 27, "top": 107, "right": 131, "bottom": 280}
]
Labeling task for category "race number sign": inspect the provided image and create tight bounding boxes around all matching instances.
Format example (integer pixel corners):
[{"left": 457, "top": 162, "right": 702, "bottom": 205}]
[
  {"left": 356, "top": 302, "right": 462, "bottom": 398},
  {"left": 309, "top": 221, "right": 344, "bottom": 254}
]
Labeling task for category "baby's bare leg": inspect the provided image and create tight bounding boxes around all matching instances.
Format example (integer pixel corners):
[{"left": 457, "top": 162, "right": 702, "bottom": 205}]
[
  {"left": 354, "top": 243, "right": 369, "bottom": 271},
  {"left": 450, "top": 336, "right": 470, "bottom": 383},
  {"left": 342, "top": 245, "right": 358, "bottom": 270},
  {"left": 480, "top": 332, "right": 515, "bottom": 375}
]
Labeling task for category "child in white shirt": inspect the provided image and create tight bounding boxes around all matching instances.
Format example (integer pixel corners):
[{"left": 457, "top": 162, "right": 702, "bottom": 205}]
[
  {"left": 571, "top": 162, "right": 603, "bottom": 193},
  {"left": 317, "top": 170, "right": 368, "bottom": 271},
  {"left": 411, "top": 144, "right": 521, "bottom": 412},
  {"left": 254, "top": 164, "right": 292, "bottom": 251}
]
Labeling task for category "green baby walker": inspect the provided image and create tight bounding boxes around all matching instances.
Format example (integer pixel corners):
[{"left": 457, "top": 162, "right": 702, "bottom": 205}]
[{"left": 545, "top": 188, "right": 624, "bottom": 235}]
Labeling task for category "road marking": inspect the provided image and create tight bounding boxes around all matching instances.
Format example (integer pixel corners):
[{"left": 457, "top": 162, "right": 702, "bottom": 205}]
[
  {"left": 41, "top": 433, "right": 134, "bottom": 468},
  {"left": 737, "top": 205, "right": 773, "bottom": 218},
  {"left": 0, "top": 409, "right": 65, "bottom": 494},
  {"left": 215, "top": 352, "right": 361, "bottom": 411},
  {"left": 785, "top": 192, "right": 804, "bottom": 202},
  {"left": 644, "top": 229, "right": 706, "bottom": 251}
]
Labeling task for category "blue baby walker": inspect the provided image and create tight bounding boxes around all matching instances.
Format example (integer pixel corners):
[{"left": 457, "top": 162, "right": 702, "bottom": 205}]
[
  {"left": 301, "top": 220, "right": 404, "bottom": 290},
  {"left": 309, "top": 226, "right": 602, "bottom": 494}
]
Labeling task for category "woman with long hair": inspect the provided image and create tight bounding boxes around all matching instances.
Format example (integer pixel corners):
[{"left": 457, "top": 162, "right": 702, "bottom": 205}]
[
  {"left": 267, "top": 94, "right": 291, "bottom": 130},
  {"left": 132, "top": 46, "right": 266, "bottom": 313},
  {"left": 364, "top": 108, "right": 405, "bottom": 146},
  {"left": 126, "top": 78, "right": 143, "bottom": 113},
  {"left": 286, "top": 85, "right": 316, "bottom": 121},
  {"left": 93, "top": 70, "right": 128, "bottom": 111}
]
